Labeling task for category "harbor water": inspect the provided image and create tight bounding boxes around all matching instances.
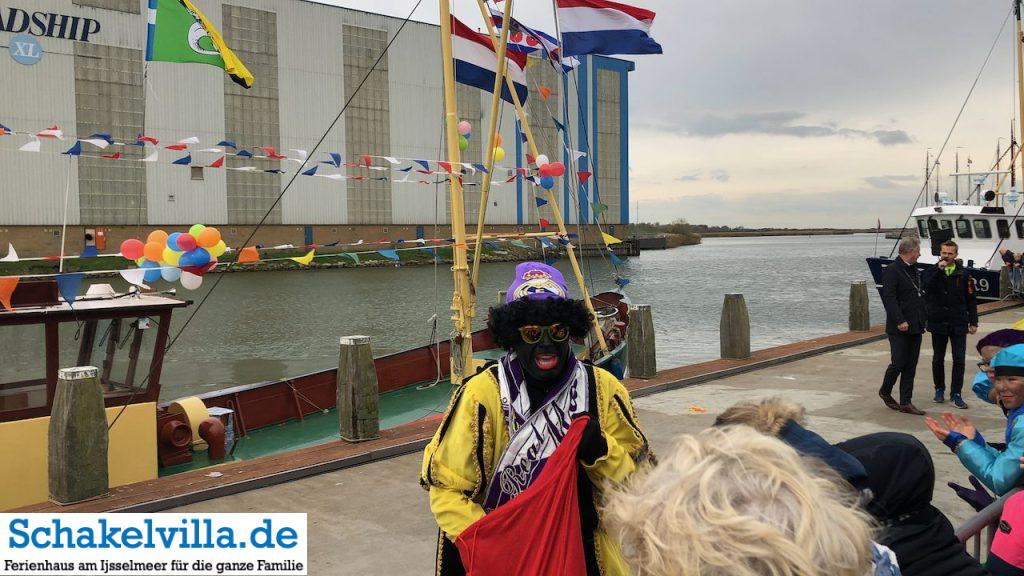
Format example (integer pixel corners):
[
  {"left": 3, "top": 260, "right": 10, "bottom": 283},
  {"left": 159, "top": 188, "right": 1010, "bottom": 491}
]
[{"left": 1, "top": 234, "right": 887, "bottom": 399}]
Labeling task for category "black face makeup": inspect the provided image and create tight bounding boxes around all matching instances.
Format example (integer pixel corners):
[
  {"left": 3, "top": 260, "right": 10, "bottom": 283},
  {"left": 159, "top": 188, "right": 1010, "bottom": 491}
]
[{"left": 514, "top": 327, "right": 572, "bottom": 386}]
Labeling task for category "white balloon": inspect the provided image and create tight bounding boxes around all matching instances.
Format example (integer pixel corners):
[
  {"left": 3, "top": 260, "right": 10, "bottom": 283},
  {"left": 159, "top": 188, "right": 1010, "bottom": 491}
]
[
  {"left": 535, "top": 154, "right": 549, "bottom": 166},
  {"left": 161, "top": 267, "right": 182, "bottom": 282},
  {"left": 180, "top": 271, "right": 204, "bottom": 290}
]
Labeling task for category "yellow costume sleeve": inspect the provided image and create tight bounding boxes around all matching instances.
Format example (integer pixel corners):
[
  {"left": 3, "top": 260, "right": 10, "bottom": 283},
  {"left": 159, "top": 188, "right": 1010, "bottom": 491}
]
[
  {"left": 583, "top": 368, "right": 652, "bottom": 484},
  {"left": 420, "top": 371, "right": 498, "bottom": 539}
]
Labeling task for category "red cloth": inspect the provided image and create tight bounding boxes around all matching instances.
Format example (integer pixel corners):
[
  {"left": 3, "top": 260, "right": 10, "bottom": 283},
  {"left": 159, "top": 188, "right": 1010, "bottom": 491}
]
[
  {"left": 455, "top": 417, "right": 589, "bottom": 576},
  {"left": 991, "top": 491, "right": 1024, "bottom": 569}
]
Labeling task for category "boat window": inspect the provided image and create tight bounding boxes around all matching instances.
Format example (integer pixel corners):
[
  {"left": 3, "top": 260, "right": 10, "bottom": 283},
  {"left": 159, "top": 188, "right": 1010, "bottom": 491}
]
[
  {"left": 1017, "top": 220, "right": 1024, "bottom": 238},
  {"left": 973, "top": 219, "right": 992, "bottom": 239},
  {"left": 928, "top": 219, "right": 940, "bottom": 232},
  {"left": 940, "top": 219, "right": 953, "bottom": 230},
  {"left": 997, "top": 219, "right": 1011, "bottom": 239},
  {"left": 58, "top": 319, "right": 153, "bottom": 400},
  {"left": 917, "top": 220, "right": 929, "bottom": 238},
  {"left": 0, "top": 325, "right": 48, "bottom": 413},
  {"left": 956, "top": 219, "right": 973, "bottom": 238}
]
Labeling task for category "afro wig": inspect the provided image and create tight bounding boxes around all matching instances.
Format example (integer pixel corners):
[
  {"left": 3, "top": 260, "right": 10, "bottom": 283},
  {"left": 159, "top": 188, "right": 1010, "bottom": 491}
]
[{"left": 487, "top": 298, "right": 594, "bottom": 350}]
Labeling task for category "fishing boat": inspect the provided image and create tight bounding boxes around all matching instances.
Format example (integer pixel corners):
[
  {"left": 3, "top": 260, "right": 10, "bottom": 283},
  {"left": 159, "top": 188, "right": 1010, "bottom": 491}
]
[
  {"left": 868, "top": 1, "right": 1024, "bottom": 301},
  {"left": 0, "top": 0, "right": 633, "bottom": 510}
]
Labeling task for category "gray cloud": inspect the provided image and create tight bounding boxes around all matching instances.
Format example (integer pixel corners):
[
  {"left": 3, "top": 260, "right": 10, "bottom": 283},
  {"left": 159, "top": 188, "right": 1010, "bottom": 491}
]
[
  {"left": 864, "top": 174, "right": 918, "bottom": 189},
  {"left": 675, "top": 169, "right": 730, "bottom": 183},
  {"left": 659, "top": 112, "right": 912, "bottom": 146},
  {"left": 710, "top": 169, "right": 730, "bottom": 182},
  {"left": 676, "top": 170, "right": 702, "bottom": 182}
]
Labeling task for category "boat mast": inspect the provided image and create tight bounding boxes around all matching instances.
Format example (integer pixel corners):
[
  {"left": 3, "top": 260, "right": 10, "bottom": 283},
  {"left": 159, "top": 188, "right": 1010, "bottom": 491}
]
[
  {"left": 1016, "top": 0, "right": 1024, "bottom": 196},
  {"left": 924, "top": 149, "right": 931, "bottom": 207},
  {"left": 439, "top": 0, "right": 474, "bottom": 385},
  {"left": 472, "top": 0, "right": 610, "bottom": 356}
]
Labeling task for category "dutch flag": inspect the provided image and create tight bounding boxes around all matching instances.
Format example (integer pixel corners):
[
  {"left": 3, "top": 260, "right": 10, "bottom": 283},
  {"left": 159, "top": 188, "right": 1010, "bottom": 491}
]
[
  {"left": 452, "top": 16, "right": 529, "bottom": 105},
  {"left": 485, "top": 2, "right": 580, "bottom": 71},
  {"left": 556, "top": 0, "right": 663, "bottom": 57}
]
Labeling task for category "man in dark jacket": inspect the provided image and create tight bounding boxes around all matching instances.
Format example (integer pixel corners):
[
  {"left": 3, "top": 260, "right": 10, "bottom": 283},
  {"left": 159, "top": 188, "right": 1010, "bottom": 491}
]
[
  {"left": 923, "top": 240, "right": 978, "bottom": 409},
  {"left": 879, "top": 236, "right": 928, "bottom": 415}
]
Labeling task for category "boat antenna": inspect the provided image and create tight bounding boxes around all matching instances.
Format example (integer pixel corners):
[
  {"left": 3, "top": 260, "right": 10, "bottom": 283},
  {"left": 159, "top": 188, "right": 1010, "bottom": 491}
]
[{"left": 888, "top": 4, "right": 1013, "bottom": 257}]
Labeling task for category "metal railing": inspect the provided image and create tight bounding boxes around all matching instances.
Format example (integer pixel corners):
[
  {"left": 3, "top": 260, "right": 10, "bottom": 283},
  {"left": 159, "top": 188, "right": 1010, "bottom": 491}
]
[{"left": 955, "top": 487, "right": 1022, "bottom": 562}]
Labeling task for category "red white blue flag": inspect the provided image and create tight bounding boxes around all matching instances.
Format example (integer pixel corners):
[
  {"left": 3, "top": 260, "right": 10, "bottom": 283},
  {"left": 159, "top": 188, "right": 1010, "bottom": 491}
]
[
  {"left": 452, "top": 16, "right": 529, "bottom": 104},
  {"left": 556, "top": 0, "right": 662, "bottom": 57}
]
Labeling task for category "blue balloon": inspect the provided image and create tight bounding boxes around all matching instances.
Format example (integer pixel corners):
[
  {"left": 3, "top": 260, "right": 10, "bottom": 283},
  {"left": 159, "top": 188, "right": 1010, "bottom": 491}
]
[
  {"left": 540, "top": 175, "right": 555, "bottom": 190},
  {"left": 167, "top": 232, "right": 182, "bottom": 251},
  {"left": 464, "top": 132, "right": 471, "bottom": 140},
  {"left": 188, "top": 247, "right": 211, "bottom": 267},
  {"left": 161, "top": 266, "right": 182, "bottom": 282},
  {"left": 141, "top": 260, "right": 161, "bottom": 282}
]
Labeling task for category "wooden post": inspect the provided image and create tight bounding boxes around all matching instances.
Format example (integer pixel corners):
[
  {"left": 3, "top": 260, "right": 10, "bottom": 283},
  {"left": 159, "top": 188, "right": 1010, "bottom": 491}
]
[
  {"left": 720, "top": 293, "right": 751, "bottom": 360},
  {"left": 49, "top": 366, "right": 109, "bottom": 504},
  {"left": 1000, "top": 266, "right": 1013, "bottom": 299},
  {"left": 626, "top": 305, "right": 656, "bottom": 378},
  {"left": 498, "top": 290, "right": 507, "bottom": 305},
  {"left": 337, "top": 336, "right": 380, "bottom": 442},
  {"left": 849, "top": 281, "right": 870, "bottom": 331}
]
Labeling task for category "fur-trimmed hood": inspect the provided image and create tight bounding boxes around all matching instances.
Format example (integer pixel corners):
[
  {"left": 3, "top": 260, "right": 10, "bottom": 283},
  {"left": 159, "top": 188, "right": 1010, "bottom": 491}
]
[{"left": 714, "top": 397, "right": 806, "bottom": 436}]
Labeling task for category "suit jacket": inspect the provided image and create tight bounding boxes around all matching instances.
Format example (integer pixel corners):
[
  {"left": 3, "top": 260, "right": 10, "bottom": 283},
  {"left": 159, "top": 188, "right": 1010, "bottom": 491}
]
[{"left": 882, "top": 257, "right": 927, "bottom": 335}]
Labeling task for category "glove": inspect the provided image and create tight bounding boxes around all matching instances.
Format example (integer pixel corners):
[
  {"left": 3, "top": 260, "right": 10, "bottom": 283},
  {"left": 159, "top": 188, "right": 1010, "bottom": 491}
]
[
  {"left": 948, "top": 476, "right": 995, "bottom": 512},
  {"left": 577, "top": 417, "right": 608, "bottom": 466}
]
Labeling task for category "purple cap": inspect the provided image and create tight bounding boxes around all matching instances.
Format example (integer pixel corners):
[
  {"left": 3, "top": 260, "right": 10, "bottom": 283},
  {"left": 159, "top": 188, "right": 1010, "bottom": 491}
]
[
  {"left": 977, "top": 329, "right": 1024, "bottom": 352},
  {"left": 506, "top": 262, "right": 568, "bottom": 303}
]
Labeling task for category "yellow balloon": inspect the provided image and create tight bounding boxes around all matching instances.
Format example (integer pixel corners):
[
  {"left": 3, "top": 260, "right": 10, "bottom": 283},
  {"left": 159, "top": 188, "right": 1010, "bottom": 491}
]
[
  {"left": 209, "top": 240, "right": 227, "bottom": 258},
  {"left": 493, "top": 146, "right": 506, "bottom": 163},
  {"left": 162, "top": 247, "right": 182, "bottom": 266}
]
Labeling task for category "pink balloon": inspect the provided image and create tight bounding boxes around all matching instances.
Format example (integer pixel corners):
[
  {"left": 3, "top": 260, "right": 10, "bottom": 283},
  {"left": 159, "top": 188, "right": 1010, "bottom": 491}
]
[
  {"left": 550, "top": 162, "right": 566, "bottom": 177},
  {"left": 458, "top": 121, "right": 472, "bottom": 136},
  {"left": 177, "top": 233, "right": 198, "bottom": 251},
  {"left": 120, "top": 239, "right": 144, "bottom": 260}
]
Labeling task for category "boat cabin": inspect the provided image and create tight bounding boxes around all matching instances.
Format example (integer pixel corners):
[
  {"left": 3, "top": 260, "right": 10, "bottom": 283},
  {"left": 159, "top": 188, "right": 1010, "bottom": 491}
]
[{"left": 912, "top": 204, "right": 1024, "bottom": 270}]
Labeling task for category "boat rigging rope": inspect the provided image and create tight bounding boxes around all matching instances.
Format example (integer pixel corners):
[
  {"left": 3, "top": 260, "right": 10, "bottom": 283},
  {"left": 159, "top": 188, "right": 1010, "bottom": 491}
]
[
  {"left": 107, "top": 0, "right": 427, "bottom": 431},
  {"left": 888, "top": 5, "right": 1013, "bottom": 258}
]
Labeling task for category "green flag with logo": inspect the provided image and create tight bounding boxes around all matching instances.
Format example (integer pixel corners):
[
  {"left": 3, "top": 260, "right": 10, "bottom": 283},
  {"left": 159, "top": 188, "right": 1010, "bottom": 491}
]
[{"left": 145, "top": 0, "right": 254, "bottom": 88}]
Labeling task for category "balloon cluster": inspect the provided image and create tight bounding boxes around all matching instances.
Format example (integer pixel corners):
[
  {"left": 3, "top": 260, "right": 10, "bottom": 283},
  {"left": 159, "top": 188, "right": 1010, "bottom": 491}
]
[
  {"left": 119, "top": 224, "right": 226, "bottom": 289},
  {"left": 534, "top": 154, "right": 565, "bottom": 190}
]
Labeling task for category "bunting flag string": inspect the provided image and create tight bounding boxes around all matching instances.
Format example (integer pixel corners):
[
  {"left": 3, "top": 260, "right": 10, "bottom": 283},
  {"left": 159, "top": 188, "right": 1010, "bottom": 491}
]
[
  {"left": 290, "top": 250, "right": 316, "bottom": 265},
  {"left": 0, "top": 243, "right": 18, "bottom": 263},
  {"left": 55, "top": 273, "right": 85, "bottom": 307}
]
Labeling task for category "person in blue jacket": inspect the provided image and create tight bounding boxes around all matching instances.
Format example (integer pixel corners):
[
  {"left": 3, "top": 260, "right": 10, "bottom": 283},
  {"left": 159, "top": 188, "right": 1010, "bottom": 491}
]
[
  {"left": 926, "top": 343, "right": 1024, "bottom": 495},
  {"left": 972, "top": 330, "right": 1024, "bottom": 404}
]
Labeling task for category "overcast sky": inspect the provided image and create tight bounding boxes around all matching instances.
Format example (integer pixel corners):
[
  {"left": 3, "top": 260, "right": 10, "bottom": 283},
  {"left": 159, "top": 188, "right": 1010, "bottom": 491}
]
[{"left": 318, "top": 0, "right": 1021, "bottom": 227}]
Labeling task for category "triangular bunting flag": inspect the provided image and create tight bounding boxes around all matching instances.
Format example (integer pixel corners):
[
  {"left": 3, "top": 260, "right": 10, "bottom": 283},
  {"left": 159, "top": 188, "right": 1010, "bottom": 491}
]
[
  {"left": 539, "top": 217, "right": 551, "bottom": 228},
  {"left": 237, "top": 246, "right": 260, "bottom": 263},
  {"left": 209, "top": 156, "right": 225, "bottom": 168},
  {"left": 342, "top": 252, "right": 360, "bottom": 264},
  {"left": 609, "top": 251, "right": 625, "bottom": 266},
  {"left": 217, "top": 140, "right": 238, "bottom": 149},
  {"left": 0, "top": 243, "right": 18, "bottom": 262},
  {"left": 291, "top": 250, "right": 315, "bottom": 265},
  {"left": 578, "top": 171, "right": 592, "bottom": 184},
  {"left": 552, "top": 117, "right": 566, "bottom": 132},
  {"left": 172, "top": 154, "right": 192, "bottom": 165},
  {"left": 484, "top": 240, "right": 500, "bottom": 250},
  {"left": 136, "top": 135, "right": 159, "bottom": 146},
  {"left": 615, "top": 277, "right": 631, "bottom": 289},
  {"left": 165, "top": 143, "right": 188, "bottom": 151},
  {"left": 378, "top": 249, "right": 400, "bottom": 261},
  {"left": 520, "top": 132, "right": 529, "bottom": 143},
  {"left": 510, "top": 239, "right": 530, "bottom": 249},
  {"left": 0, "top": 277, "right": 19, "bottom": 311},
  {"left": 82, "top": 138, "right": 110, "bottom": 149},
  {"left": 118, "top": 269, "right": 150, "bottom": 289},
  {"left": 539, "top": 237, "right": 556, "bottom": 249},
  {"left": 382, "top": 156, "right": 400, "bottom": 164},
  {"left": 414, "top": 159, "right": 431, "bottom": 171},
  {"left": 438, "top": 161, "right": 453, "bottom": 173},
  {"left": 472, "top": 163, "right": 488, "bottom": 173},
  {"left": 178, "top": 136, "right": 200, "bottom": 145},
  {"left": 0, "top": 123, "right": 10, "bottom": 136},
  {"left": 143, "top": 150, "right": 159, "bottom": 162},
  {"left": 101, "top": 152, "right": 122, "bottom": 160},
  {"left": 536, "top": 197, "right": 548, "bottom": 207},
  {"left": 63, "top": 141, "right": 82, "bottom": 156},
  {"left": 539, "top": 86, "right": 552, "bottom": 100},
  {"left": 323, "top": 152, "right": 342, "bottom": 167},
  {"left": 36, "top": 125, "right": 63, "bottom": 139},
  {"left": 544, "top": 257, "right": 557, "bottom": 266},
  {"left": 526, "top": 153, "right": 536, "bottom": 165},
  {"left": 237, "top": 149, "right": 253, "bottom": 158},
  {"left": 571, "top": 150, "right": 587, "bottom": 162},
  {"left": 602, "top": 232, "right": 622, "bottom": 245},
  {"left": 56, "top": 273, "right": 85, "bottom": 307},
  {"left": 302, "top": 165, "right": 318, "bottom": 176},
  {"left": 592, "top": 201, "right": 608, "bottom": 215},
  {"left": 79, "top": 246, "right": 98, "bottom": 258},
  {"left": 19, "top": 139, "right": 41, "bottom": 152}
]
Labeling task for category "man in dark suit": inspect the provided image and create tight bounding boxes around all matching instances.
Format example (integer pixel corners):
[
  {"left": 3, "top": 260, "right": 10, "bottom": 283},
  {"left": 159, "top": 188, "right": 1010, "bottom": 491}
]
[
  {"left": 922, "top": 240, "right": 978, "bottom": 409},
  {"left": 879, "top": 236, "right": 928, "bottom": 415}
]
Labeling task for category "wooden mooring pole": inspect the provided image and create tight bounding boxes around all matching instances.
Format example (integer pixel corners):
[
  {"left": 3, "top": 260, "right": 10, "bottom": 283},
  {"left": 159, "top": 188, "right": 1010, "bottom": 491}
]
[
  {"left": 849, "top": 281, "right": 870, "bottom": 331},
  {"left": 337, "top": 336, "right": 380, "bottom": 442},
  {"left": 720, "top": 294, "right": 751, "bottom": 360},
  {"left": 626, "top": 305, "right": 656, "bottom": 378},
  {"left": 49, "top": 366, "right": 109, "bottom": 504}
]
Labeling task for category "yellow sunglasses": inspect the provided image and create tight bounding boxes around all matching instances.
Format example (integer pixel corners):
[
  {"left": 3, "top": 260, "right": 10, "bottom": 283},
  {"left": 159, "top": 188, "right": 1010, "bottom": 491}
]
[{"left": 518, "top": 323, "right": 570, "bottom": 344}]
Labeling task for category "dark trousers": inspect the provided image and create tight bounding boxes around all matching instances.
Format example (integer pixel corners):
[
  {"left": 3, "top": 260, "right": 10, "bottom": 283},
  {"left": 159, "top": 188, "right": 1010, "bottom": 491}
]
[
  {"left": 881, "top": 333, "right": 923, "bottom": 405},
  {"left": 932, "top": 331, "right": 967, "bottom": 395}
]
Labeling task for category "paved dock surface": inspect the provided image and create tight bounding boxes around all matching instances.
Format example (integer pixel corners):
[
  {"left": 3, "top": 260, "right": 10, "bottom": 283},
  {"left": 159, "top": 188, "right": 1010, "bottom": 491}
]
[{"left": 174, "top": 306, "right": 1024, "bottom": 574}]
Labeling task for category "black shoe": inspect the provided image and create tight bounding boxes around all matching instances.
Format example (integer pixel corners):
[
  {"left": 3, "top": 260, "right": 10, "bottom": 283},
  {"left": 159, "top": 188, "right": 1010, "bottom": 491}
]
[
  {"left": 879, "top": 391, "right": 900, "bottom": 411},
  {"left": 951, "top": 394, "right": 969, "bottom": 409},
  {"left": 899, "top": 403, "right": 926, "bottom": 416}
]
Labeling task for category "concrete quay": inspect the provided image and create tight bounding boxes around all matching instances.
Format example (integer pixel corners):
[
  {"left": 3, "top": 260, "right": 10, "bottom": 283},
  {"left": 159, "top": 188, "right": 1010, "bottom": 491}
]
[{"left": 172, "top": 305, "right": 1024, "bottom": 574}]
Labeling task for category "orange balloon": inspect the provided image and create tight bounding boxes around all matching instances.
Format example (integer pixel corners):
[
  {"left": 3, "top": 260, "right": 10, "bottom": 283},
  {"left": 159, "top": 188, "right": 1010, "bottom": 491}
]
[
  {"left": 143, "top": 241, "right": 165, "bottom": 262},
  {"left": 495, "top": 134, "right": 503, "bottom": 146},
  {"left": 197, "top": 227, "right": 221, "bottom": 248},
  {"left": 147, "top": 230, "right": 168, "bottom": 244}
]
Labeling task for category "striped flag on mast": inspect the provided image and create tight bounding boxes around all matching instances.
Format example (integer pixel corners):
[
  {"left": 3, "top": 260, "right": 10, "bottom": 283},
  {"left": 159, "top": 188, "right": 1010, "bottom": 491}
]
[
  {"left": 452, "top": 16, "right": 529, "bottom": 104},
  {"left": 556, "top": 0, "right": 663, "bottom": 57}
]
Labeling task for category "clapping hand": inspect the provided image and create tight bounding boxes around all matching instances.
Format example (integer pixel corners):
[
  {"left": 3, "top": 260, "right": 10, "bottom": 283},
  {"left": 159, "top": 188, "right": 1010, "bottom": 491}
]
[
  {"left": 925, "top": 412, "right": 977, "bottom": 442},
  {"left": 948, "top": 476, "right": 995, "bottom": 512}
]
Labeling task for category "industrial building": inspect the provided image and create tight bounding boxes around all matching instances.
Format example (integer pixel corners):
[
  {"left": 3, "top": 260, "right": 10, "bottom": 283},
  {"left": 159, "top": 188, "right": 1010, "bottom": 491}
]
[{"left": 0, "top": 0, "right": 633, "bottom": 254}]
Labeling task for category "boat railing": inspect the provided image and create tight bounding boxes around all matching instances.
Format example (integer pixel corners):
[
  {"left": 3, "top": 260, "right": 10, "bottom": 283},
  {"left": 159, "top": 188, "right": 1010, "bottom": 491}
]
[
  {"left": 1005, "top": 264, "right": 1024, "bottom": 297},
  {"left": 955, "top": 486, "right": 1021, "bottom": 561}
]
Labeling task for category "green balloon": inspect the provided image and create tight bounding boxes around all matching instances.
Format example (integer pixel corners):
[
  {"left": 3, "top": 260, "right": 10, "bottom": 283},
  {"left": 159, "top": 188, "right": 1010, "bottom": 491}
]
[
  {"left": 189, "top": 224, "right": 206, "bottom": 237},
  {"left": 458, "top": 136, "right": 468, "bottom": 152}
]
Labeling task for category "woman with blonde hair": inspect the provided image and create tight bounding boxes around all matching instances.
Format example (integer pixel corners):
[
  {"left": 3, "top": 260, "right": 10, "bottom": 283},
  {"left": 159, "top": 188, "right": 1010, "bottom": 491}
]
[{"left": 603, "top": 426, "right": 876, "bottom": 576}]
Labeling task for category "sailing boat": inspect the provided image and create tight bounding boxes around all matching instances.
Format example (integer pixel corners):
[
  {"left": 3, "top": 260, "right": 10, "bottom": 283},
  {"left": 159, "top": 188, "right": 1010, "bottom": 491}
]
[
  {"left": 869, "top": 0, "right": 1024, "bottom": 300},
  {"left": 0, "top": 0, "right": 633, "bottom": 508}
]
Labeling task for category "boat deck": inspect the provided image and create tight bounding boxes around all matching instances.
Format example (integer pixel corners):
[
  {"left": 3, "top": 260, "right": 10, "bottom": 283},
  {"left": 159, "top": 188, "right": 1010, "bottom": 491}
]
[{"left": 18, "top": 299, "right": 1021, "bottom": 513}]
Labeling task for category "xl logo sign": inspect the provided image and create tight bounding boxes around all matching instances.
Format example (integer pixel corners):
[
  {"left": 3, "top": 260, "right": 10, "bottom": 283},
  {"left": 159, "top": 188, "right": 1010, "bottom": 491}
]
[{"left": 8, "top": 33, "right": 42, "bottom": 65}]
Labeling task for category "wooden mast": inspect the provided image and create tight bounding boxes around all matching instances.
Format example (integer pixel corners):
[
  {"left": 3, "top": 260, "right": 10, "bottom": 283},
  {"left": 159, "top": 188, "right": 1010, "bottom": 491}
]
[
  {"left": 439, "top": 0, "right": 474, "bottom": 385},
  {"left": 1016, "top": 0, "right": 1024, "bottom": 192},
  {"left": 472, "top": 0, "right": 610, "bottom": 355}
]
